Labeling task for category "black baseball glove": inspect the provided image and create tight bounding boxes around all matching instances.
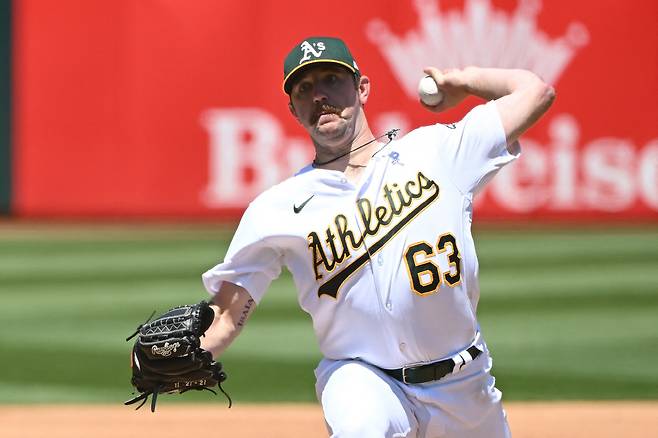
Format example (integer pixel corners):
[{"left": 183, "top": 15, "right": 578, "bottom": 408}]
[{"left": 124, "top": 301, "right": 231, "bottom": 412}]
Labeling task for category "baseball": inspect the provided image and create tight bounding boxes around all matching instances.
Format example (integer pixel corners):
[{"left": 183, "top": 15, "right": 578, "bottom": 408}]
[{"left": 418, "top": 75, "right": 443, "bottom": 106}]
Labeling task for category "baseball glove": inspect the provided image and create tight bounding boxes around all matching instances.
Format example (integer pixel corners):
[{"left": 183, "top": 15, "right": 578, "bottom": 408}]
[{"left": 124, "top": 301, "right": 231, "bottom": 412}]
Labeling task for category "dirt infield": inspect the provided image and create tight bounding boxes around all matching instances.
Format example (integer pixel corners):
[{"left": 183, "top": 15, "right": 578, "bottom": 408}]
[{"left": 2, "top": 402, "right": 656, "bottom": 437}]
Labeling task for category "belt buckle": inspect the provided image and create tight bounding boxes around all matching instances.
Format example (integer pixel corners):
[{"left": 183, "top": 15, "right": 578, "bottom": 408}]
[{"left": 401, "top": 366, "right": 411, "bottom": 384}]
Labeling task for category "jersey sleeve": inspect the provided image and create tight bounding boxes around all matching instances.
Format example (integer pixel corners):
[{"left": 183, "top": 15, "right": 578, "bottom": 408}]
[
  {"left": 439, "top": 100, "right": 520, "bottom": 195},
  {"left": 201, "top": 201, "right": 283, "bottom": 304}
]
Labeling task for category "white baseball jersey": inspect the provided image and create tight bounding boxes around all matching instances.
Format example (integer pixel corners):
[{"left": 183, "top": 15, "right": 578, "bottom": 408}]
[{"left": 203, "top": 101, "right": 519, "bottom": 369}]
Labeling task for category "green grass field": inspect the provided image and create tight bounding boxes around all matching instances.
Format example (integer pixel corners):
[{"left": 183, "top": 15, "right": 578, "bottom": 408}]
[{"left": 1, "top": 222, "right": 657, "bottom": 405}]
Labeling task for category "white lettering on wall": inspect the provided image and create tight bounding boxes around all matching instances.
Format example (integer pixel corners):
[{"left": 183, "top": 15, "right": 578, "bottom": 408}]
[
  {"left": 201, "top": 109, "right": 657, "bottom": 214},
  {"left": 638, "top": 140, "right": 658, "bottom": 210},
  {"left": 550, "top": 114, "right": 579, "bottom": 209},
  {"left": 582, "top": 139, "right": 635, "bottom": 211},
  {"left": 489, "top": 116, "right": 656, "bottom": 213},
  {"left": 200, "top": 108, "right": 312, "bottom": 207}
]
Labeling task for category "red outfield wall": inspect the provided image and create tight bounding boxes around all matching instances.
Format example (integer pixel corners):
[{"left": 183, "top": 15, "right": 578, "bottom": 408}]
[{"left": 12, "top": 0, "right": 658, "bottom": 220}]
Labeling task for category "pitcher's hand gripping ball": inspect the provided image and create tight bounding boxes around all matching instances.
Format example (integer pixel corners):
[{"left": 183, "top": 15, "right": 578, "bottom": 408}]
[{"left": 124, "top": 301, "right": 231, "bottom": 412}]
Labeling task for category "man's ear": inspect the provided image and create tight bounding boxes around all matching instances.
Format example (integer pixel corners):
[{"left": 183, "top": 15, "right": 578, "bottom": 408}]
[{"left": 358, "top": 75, "right": 370, "bottom": 105}]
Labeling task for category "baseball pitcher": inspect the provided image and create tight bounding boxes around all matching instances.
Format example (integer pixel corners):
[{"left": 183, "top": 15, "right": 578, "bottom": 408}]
[{"left": 129, "top": 36, "right": 555, "bottom": 437}]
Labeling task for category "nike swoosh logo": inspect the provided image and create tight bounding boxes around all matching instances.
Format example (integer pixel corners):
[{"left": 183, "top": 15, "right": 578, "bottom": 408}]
[{"left": 293, "top": 195, "right": 315, "bottom": 214}]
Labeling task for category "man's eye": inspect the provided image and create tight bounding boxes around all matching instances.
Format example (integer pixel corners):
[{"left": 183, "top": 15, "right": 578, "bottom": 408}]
[
  {"left": 297, "top": 83, "right": 311, "bottom": 93},
  {"left": 326, "top": 74, "right": 338, "bottom": 84}
]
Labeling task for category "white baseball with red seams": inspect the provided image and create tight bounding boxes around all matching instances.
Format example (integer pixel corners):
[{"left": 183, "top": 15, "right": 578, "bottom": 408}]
[{"left": 203, "top": 101, "right": 519, "bottom": 437}]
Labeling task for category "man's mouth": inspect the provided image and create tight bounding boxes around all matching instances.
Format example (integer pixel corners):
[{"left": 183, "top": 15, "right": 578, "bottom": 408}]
[{"left": 311, "top": 104, "right": 342, "bottom": 125}]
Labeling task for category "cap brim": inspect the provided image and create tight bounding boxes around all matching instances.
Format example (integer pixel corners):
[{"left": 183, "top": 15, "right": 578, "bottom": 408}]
[{"left": 283, "top": 59, "right": 357, "bottom": 94}]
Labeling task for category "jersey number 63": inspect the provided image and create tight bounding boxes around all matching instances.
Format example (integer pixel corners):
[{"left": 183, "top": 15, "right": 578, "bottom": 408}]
[{"left": 403, "top": 233, "right": 462, "bottom": 295}]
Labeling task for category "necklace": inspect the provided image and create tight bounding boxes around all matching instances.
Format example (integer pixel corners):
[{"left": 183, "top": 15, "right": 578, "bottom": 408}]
[{"left": 312, "top": 129, "right": 400, "bottom": 167}]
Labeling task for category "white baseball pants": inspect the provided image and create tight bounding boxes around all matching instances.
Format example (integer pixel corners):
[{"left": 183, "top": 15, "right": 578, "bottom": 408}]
[{"left": 315, "top": 351, "right": 511, "bottom": 438}]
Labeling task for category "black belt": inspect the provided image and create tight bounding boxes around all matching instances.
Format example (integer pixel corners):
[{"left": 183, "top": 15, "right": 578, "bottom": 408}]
[{"left": 381, "top": 345, "right": 482, "bottom": 384}]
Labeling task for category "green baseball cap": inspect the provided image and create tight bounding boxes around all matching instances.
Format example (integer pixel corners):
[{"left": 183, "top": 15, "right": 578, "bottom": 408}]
[{"left": 283, "top": 36, "right": 360, "bottom": 94}]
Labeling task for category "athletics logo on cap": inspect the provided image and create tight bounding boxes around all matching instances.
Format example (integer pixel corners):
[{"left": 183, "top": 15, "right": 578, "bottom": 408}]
[
  {"left": 299, "top": 41, "right": 326, "bottom": 64},
  {"left": 283, "top": 36, "right": 361, "bottom": 94}
]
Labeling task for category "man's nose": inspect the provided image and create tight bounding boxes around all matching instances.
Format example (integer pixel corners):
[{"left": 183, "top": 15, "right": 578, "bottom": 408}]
[{"left": 312, "top": 84, "right": 328, "bottom": 103}]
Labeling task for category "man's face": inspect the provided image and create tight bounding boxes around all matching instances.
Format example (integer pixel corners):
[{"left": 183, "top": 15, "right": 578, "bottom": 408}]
[{"left": 288, "top": 65, "right": 366, "bottom": 146}]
